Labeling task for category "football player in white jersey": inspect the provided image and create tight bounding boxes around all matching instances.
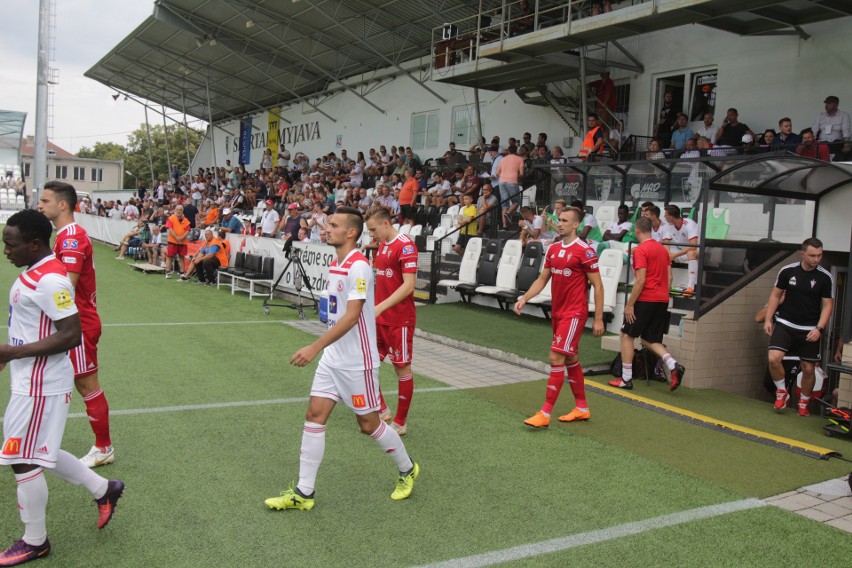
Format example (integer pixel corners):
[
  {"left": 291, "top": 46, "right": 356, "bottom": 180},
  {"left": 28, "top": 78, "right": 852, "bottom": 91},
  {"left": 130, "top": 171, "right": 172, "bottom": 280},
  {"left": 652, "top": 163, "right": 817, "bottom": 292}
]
[
  {"left": 0, "top": 210, "right": 124, "bottom": 566},
  {"left": 265, "top": 207, "right": 419, "bottom": 512},
  {"left": 662, "top": 204, "right": 699, "bottom": 295}
]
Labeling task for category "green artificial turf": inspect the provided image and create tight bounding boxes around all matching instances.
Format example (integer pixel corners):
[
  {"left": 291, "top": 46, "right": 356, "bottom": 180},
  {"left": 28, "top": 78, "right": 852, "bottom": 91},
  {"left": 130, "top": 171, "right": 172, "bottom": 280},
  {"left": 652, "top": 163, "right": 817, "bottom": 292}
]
[
  {"left": 0, "top": 239, "right": 849, "bottom": 566},
  {"left": 473, "top": 380, "right": 852, "bottom": 498},
  {"left": 416, "top": 302, "right": 614, "bottom": 366}
]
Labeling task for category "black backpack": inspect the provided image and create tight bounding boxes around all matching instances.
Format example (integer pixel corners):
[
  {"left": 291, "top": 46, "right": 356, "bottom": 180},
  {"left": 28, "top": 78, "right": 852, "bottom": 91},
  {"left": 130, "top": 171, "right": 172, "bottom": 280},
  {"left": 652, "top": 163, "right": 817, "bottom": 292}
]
[{"left": 610, "top": 348, "right": 662, "bottom": 383}]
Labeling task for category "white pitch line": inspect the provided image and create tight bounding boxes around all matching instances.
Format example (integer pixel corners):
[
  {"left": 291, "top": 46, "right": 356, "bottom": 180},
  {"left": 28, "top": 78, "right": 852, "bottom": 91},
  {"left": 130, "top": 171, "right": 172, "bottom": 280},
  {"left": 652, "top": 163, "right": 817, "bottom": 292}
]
[
  {"left": 102, "top": 320, "right": 282, "bottom": 327},
  {"left": 56, "top": 386, "right": 458, "bottom": 419},
  {"left": 412, "top": 498, "right": 766, "bottom": 568}
]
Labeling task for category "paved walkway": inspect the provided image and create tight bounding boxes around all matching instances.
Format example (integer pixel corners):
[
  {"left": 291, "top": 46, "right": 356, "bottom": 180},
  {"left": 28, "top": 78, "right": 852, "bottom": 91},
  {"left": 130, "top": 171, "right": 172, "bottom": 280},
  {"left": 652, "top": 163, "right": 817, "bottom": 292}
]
[{"left": 285, "top": 319, "right": 852, "bottom": 534}]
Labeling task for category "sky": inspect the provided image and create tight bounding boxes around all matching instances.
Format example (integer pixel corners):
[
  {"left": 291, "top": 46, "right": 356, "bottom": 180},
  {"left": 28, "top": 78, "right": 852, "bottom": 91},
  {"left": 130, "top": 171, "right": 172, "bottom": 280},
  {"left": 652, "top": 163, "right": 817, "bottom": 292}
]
[{"left": 0, "top": 0, "right": 205, "bottom": 154}]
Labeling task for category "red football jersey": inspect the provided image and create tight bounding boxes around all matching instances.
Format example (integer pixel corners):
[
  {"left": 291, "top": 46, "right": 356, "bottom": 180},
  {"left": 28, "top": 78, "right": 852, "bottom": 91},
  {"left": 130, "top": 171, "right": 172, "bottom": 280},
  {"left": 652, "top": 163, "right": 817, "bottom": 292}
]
[
  {"left": 374, "top": 233, "right": 418, "bottom": 327},
  {"left": 53, "top": 223, "right": 101, "bottom": 331},
  {"left": 544, "top": 238, "right": 599, "bottom": 319}
]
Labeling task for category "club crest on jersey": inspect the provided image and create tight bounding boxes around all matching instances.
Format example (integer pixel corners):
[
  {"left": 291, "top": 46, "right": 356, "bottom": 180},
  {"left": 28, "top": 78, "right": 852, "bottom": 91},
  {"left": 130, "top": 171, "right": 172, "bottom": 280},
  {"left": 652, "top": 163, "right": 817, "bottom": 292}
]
[
  {"left": 53, "top": 290, "right": 74, "bottom": 310},
  {"left": 402, "top": 245, "right": 414, "bottom": 255},
  {"left": 811, "top": 279, "right": 816, "bottom": 288},
  {"left": 62, "top": 239, "right": 78, "bottom": 250},
  {"left": 789, "top": 276, "right": 797, "bottom": 286},
  {"left": 12, "top": 290, "right": 20, "bottom": 304},
  {"left": 337, "top": 281, "right": 344, "bottom": 292}
]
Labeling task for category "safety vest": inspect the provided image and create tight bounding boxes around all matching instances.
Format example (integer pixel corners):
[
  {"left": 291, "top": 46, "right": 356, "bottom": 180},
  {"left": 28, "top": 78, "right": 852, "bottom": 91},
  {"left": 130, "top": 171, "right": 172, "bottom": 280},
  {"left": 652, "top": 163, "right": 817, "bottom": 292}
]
[
  {"left": 210, "top": 238, "right": 229, "bottom": 268},
  {"left": 578, "top": 126, "right": 602, "bottom": 161}
]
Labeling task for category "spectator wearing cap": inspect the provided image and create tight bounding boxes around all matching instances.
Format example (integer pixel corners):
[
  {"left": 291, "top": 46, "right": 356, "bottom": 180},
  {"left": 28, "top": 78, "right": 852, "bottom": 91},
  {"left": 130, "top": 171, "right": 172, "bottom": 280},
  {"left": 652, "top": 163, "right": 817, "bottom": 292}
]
[
  {"left": 220, "top": 208, "right": 243, "bottom": 234},
  {"left": 813, "top": 95, "right": 851, "bottom": 158},
  {"left": 279, "top": 203, "right": 304, "bottom": 240},
  {"left": 740, "top": 133, "right": 759, "bottom": 155},
  {"left": 259, "top": 199, "right": 281, "bottom": 238}
]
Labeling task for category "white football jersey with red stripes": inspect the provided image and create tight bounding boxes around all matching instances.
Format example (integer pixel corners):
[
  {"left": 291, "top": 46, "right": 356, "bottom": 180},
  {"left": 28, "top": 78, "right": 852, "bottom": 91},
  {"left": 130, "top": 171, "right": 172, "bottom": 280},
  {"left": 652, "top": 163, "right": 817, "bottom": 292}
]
[
  {"left": 322, "top": 249, "right": 379, "bottom": 370},
  {"left": 7, "top": 255, "right": 78, "bottom": 396}
]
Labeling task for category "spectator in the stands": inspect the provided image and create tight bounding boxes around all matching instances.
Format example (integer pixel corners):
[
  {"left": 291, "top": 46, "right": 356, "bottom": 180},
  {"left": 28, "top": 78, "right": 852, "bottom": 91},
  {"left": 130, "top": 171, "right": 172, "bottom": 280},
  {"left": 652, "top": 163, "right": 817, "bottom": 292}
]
[
  {"left": 813, "top": 95, "right": 851, "bottom": 158},
  {"left": 774, "top": 117, "right": 802, "bottom": 148},
  {"left": 280, "top": 203, "right": 304, "bottom": 241},
  {"left": 461, "top": 164, "right": 481, "bottom": 202},
  {"left": 182, "top": 199, "right": 198, "bottom": 229},
  {"left": 646, "top": 139, "right": 666, "bottom": 160},
  {"left": 517, "top": 205, "right": 543, "bottom": 248},
  {"left": 653, "top": 91, "right": 679, "bottom": 149},
  {"left": 114, "top": 219, "right": 148, "bottom": 260},
  {"left": 680, "top": 137, "right": 700, "bottom": 158},
  {"left": 579, "top": 113, "right": 605, "bottom": 161},
  {"left": 180, "top": 229, "right": 226, "bottom": 286},
  {"left": 476, "top": 183, "right": 499, "bottom": 237},
  {"left": 760, "top": 129, "right": 776, "bottom": 150},
  {"left": 536, "top": 132, "right": 549, "bottom": 152},
  {"left": 453, "top": 193, "right": 478, "bottom": 255},
  {"left": 670, "top": 113, "right": 694, "bottom": 151},
  {"left": 307, "top": 200, "right": 328, "bottom": 242},
  {"left": 740, "top": 133, "right": 760, "bottom": 155},
  {"left": 219, "top": 207, "right": 243, "bottom": 233},
  {"left": 143, "top": 225, "right": 162, "bottom": 266},
  {"left": 259, "top": 199, "right": 280, "bottom": 237},
  {"left": 589, "top": 71, "right": 616, "bottom": 119},
  {"left": 697, "top": 112, "right": 719, "bottom": 146},
  {"left": 550, "top": 146, "right": 567, "bottom": 164},
  {"left": 123, "top": 199, "right": 140, "bottom": 220},
  {"left": 540, "top": 199, "right": 565, "bottom": 246},
  {"left": 356, "top": 187, "right": 373, "bottom": 213},
  {"left": 428, "top": 172, "right": 452, "bottom": 207},
  {"left": 796, "top": 129, "right": 831, "bottom": 161},
  {"left": 164, "top": 205, "right": 190, "bottom": 277},
  {"left": 521, "top": 132, "right": 536, "bottom": 154},
  {"left": 496, "top": 145, "right": 525, "bottom": 229},
  {"left": 591, "top": 0, "right": 612, "bottom": 16},
  {"left": 488, "top": 146, "right": 503, "bottom": 188},
  {"left": 716, "top": 108, "right": 753, "bottom": 147}
]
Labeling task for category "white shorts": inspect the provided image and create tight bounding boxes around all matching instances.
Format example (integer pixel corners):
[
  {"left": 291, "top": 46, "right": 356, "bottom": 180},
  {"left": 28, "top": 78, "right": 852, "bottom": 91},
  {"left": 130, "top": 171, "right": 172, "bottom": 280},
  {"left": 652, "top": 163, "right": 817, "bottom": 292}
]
[
  {"left": 310, "top": 360, "right": 380, "bottom": 415},
  {"left": 1, "top": 392, "right": 72, "bottom": 468}
]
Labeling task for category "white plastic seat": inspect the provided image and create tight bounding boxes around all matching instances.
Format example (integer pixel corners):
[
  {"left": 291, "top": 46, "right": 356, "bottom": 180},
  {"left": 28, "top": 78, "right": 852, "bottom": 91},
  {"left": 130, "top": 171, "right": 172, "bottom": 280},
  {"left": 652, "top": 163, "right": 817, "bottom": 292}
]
[
  {"left": 475, "top": 240, "right": 523, "bottom": 296},
  {"left": 440, "top": 214, "right": 454, "bottom": 230},
  {"left": 398, "top": 224, "right": 412, "bottom": 236},
  {"left": 426, "top": 227, "right": 446, "bottom": 251},
  {"left": 437, "top": 237, "right": 482, "bottom": 289},
  {"left": 392, "top": 223, "right": 400, "bottom": 231},
  {"left": 526, "top": 276, "right": 552, "bottom": 305},
  {"left": 595, "top": 205, "right": 615, "bottom": 234},
  {"left": 588, "top": 248, "right": 624, "bottom": 315},
  {"left": 409, "top": 224, "right": 423, "bottom": 238},
  {"left": 15, "top": 194, "right": 25, "bottom": 209}
]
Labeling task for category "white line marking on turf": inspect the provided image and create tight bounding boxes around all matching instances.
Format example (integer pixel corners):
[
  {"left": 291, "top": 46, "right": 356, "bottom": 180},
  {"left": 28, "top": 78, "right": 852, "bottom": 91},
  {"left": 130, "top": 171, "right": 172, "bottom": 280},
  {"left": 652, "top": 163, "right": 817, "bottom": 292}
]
[
  {"left": 103, "top": 320, "right": 282, "bottom": 327},
  {"left": 59, "top": 386, "right": 458, "bottom": 419},
  {"left": 412, "top": 499, "right": 766, "bottom": 568}
]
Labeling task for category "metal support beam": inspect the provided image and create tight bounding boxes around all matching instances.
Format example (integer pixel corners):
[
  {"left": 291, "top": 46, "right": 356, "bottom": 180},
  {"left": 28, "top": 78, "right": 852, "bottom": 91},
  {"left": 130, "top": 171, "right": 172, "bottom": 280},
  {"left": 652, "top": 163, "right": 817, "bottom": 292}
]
[
  {"left": 298, "top": 0, "right": 446, "bottom": 105},
  {"left": 539, "top": 87, "right": 582, "bottom": 135},
  {"left": 609, "top": 40, "right": 644, "bottom": 73},
  {"left": 143, "top": 105, "right": 156, "bottom": 188},
  {"left": 205, "top": 79, "right": 219, "bottom": 187},
  {"left": 180, "top": 89, "right": 192, "bottom": 173},
  {"left": 161, "top": 100, "right": 172, "bottom": 174}
]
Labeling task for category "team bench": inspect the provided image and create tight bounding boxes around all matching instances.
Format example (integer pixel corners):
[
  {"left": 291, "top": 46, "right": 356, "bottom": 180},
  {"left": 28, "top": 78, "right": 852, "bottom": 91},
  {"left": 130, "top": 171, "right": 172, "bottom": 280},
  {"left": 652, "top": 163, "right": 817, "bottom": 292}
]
[{"left": 216, "top": 252, "right": 275, "bottom": 300}]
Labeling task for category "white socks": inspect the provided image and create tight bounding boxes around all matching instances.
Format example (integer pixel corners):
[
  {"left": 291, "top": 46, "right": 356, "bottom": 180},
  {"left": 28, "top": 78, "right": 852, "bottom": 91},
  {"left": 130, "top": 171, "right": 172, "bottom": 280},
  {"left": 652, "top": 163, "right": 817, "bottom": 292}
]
[
  {"left": 48, "top": 450, "right": 108, "bottom": 499},
  {"left": 15, "top": 469, "right": 48, "bottom": 546},
  {"left": 687, "top": 259, "right": 698, "bottom": 289},
  {"left": 297, "top": 422, "right": 326, "bottom": 496},
  {"left": 371, "top": 421, "right": 413, "bottom": 474}
]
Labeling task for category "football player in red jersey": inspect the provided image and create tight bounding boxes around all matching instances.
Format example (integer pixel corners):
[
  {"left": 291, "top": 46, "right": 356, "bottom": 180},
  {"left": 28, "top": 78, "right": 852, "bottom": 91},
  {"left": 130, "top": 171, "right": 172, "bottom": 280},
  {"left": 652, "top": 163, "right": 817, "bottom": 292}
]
[
  {"left": 365, "top": 208, "right": 418, "bottom": 435},
  {"left": 514, "top": 207, "right": 605, "bottom": 427},
  {"left": 38, "top": 182, "right": 114, "bottom": 468}
]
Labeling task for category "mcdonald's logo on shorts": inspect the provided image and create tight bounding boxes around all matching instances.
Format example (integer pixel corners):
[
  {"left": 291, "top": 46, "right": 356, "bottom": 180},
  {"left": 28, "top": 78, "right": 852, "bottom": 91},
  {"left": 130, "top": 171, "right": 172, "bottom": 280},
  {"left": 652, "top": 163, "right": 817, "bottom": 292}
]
[
  {"left": 351, "top": 394, "right": 367, "bottom": 409},
  {"left": 2, "top": 438, "right": 22, "bottom": 456}
]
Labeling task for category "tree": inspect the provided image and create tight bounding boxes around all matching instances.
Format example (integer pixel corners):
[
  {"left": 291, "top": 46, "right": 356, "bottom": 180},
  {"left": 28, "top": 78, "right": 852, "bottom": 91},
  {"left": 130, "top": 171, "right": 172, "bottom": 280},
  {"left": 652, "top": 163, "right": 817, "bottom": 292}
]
[
  {"left": 76, "top": 141, "right": 126, "bottom": 162},
  {"left": 124, "top": 123, "right": 205, "bottom": 190}
]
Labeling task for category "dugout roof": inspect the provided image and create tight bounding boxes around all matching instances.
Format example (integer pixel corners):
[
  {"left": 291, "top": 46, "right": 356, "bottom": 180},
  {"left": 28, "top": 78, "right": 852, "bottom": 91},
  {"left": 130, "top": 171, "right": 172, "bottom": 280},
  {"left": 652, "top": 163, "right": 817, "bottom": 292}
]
[
  {"left": 0, "top": 111, "right": 27, "bottom": 159},
  {"left": 709, "top": 155, "right": 852, "bottom": 200}
]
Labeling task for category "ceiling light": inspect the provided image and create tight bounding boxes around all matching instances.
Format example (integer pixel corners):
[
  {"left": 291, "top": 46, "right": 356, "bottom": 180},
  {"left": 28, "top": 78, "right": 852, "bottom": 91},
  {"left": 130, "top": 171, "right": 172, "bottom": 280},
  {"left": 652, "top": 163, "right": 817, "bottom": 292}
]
[
  {"left": 195, "top": 37, "right": 204, "bottom": 47},
  {"left": 246, "top": 19, "right": 254, "bottom": 28},
  {"left": 209, "top": 38, "right": 217, "bottom": 46}
]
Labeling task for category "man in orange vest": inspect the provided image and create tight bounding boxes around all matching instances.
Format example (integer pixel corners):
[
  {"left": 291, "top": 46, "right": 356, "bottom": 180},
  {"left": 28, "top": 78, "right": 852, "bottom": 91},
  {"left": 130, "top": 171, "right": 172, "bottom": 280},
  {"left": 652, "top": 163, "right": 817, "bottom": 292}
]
[
  {"left": 164, "top": 205, "right": 191, "bottom": 278},
  {"left": 179, "top": 229, "right": 227, "bottom": 286},
  {"left": 578, "top": 113, "right": 605, "bottom": 161}
]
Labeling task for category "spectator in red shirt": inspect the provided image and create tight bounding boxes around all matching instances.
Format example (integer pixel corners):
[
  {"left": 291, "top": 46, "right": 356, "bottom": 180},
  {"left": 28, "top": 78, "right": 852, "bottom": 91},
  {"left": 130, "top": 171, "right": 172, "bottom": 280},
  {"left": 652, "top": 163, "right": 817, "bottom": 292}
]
[
  {"left": 589, "top": 71, "right": 616, "bottom": 119},
  {"left": 796, "top": 129, "right": 831, "bottom": 161}
]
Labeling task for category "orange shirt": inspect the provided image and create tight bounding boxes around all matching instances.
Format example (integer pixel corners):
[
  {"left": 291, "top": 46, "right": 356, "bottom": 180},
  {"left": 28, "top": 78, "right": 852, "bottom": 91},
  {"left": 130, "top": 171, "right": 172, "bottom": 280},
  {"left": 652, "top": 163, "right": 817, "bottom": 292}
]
[
  {"left": 205, "top": 208, "right": 220, "bottom": 225},
  {"left": 210, "top": 238, "right": 229, "bottom": 268},
  {"left": 399, "top": 178, "right": 419, "bottom": 206},
  {"left": 166, "top": 215, "right": 191, "bottom": 244}
]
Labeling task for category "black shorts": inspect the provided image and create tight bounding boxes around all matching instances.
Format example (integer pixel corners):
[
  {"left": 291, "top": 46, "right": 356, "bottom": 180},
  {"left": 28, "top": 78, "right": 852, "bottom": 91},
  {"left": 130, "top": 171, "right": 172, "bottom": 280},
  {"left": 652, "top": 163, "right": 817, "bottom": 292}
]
[
  {"left": 621, "top": 301, "right": 669, "bottom": 344},
  {"left": 769, "top": 322, "right": 822, "bottom": 362},
  {"left": 456, "top": 233, "right": 472, "bottom": 249},
  {"left": 400, "top": 204, "right": 414, "bottom": 221}
]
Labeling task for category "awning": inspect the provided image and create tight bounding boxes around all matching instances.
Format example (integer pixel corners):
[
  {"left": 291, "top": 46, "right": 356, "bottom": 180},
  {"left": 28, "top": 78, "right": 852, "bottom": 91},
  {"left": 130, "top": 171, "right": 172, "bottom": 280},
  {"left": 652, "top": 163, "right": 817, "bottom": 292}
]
[{"left": 710, "top": 155, "right": 852, "bottom": 200}]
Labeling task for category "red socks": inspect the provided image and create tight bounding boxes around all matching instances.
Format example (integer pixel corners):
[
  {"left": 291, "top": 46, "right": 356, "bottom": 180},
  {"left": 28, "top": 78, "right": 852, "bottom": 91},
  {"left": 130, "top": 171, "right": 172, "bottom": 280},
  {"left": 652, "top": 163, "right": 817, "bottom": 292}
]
[
  {"left": 394, "top": 374, "right": 414, "bottom": 425},
  {"left": 541, "top": 366, "right": 565, "bottom": 415},
  {"left": 83, "top": 389, "right": 111, "bottom": 449},
  {"left": 566, "top": 362, "right": 588, "bottom": 410}
]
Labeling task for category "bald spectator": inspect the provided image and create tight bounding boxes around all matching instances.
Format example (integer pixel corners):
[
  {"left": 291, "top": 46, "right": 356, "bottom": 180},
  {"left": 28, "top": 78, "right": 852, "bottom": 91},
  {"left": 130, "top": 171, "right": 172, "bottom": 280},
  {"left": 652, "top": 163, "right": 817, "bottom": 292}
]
[{"left": 496, "top": 146, "right": 525, "bottom": 229}]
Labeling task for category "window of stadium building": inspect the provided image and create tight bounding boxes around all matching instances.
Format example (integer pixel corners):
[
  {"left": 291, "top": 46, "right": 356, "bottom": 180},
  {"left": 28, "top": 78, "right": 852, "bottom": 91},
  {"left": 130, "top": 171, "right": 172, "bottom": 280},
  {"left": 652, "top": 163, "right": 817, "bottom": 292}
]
[
  {"left": 91, "top": 168, "right": 103, "bottom": 182},
  {"left": 73, "top": 166, "right": 86, "bottom": 181},
  {"left": 411, "top": 110, "right": 440, "bottom": 151},
  {"left": 55, "top": 165, "right": 67, "bottom": 179}
]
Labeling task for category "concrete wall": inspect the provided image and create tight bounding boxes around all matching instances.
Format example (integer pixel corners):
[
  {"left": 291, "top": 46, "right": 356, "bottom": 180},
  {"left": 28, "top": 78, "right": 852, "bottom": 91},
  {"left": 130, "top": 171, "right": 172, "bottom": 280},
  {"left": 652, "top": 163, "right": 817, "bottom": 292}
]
[
  {"left": 839, "top": 342, "right": 852, "bottom": 408},
  {"left": 662, "top": 255, "right": 798, "bottom": 397}
]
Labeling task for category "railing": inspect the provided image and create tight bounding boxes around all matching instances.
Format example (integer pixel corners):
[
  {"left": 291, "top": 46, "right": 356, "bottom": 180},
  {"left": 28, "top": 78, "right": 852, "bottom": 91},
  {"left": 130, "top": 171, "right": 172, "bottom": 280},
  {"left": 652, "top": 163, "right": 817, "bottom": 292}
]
[{"left": 431, "top": 1, "right": 654, "bottom": 71}]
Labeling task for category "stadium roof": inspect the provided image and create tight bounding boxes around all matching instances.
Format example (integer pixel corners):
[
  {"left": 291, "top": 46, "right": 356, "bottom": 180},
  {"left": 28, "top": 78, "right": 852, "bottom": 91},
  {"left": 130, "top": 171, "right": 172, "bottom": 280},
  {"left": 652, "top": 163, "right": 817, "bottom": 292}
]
[
  {"left": 85, "top": 0, "right": 852, "bottom": 124},
  {"left": 0, "top": 111, "right": 27, "bottom": 156},
  {"left": 710, "top": 155, "right": 852, "bottom": 200},
  {"left": 85, "top": 0, "right": 476, "bottom": 123}
]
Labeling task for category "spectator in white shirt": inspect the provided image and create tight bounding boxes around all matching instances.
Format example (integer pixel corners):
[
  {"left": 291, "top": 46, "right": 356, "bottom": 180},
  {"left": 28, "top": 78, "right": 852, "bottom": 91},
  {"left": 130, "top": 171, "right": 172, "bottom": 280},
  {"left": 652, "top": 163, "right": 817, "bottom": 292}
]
[
  {"left": 696, "top": 113, "right": 719, "bottom": 146},
  {"left": 603, "top": 205, "right": 632, "bottom": 242},
  {"left": 518, "top": 205, "right": 543, "bottom": 248},
  {"left": 813, "top": 95, "right": 851, "bottom": 157},
  {"left": 259, "top": 199, "right": 281, "bottom": 237}
]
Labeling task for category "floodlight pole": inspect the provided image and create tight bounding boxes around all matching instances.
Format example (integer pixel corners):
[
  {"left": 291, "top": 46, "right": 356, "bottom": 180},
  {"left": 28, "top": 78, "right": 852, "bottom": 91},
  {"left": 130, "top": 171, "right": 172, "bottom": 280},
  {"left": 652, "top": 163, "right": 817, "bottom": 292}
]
[
  {"left": 33, "top": 0, "right": 51, "bottom": 208},
  {"left": 143, "top": 105, "right": 156, "bottom": 189}
]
